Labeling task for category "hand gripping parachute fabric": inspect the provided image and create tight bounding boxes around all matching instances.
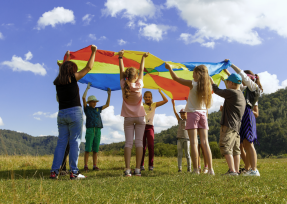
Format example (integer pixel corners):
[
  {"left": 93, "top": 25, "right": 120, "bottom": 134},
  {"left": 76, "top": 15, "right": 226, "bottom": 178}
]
[{"left": 58, "top": 45, "right": 231, "bottom": 100}]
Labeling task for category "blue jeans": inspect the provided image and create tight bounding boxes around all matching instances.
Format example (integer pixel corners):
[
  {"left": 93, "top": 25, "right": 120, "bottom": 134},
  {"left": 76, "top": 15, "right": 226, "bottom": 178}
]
[{"left": 51, "top": 106, "right": 83, "bottom": 174}]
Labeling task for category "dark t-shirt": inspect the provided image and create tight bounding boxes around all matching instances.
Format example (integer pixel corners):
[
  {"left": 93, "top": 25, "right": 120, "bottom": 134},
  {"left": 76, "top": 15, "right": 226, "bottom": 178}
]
[
  {"left": 212, "top": 84, "right": 246, "bottom": 133},
  {"left": 84, "top": 106, "right": 103, "bottom": 128},
  {"left": 56, "top": 75, "right": 81, "bottom": 110}
]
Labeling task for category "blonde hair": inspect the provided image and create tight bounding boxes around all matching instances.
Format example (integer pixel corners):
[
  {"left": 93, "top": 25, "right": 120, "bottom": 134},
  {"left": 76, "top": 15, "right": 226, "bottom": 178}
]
[
  {"left": 123, "top": 67, "right": 138, "bottom": 99},
  {"left": 194, "top": 65, "right": 212, "bottom": 109}
]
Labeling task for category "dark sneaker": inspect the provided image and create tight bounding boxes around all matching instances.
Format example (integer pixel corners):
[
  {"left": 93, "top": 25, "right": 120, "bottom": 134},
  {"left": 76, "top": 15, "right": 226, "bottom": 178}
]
[
  {"left": 187, "top": 168, "right": 191, "bottom": 173},
  {"left": 223, "top": 169, "right": 238, "bottom": 176},
  {"left": 50, "top": 171, "right": 58, "bottom": 179},
  {"left": 140, "top": 166, "right": 145, "bottom": 171},
  {"left": 84, "top": 166, "right": 89, "bottom": 171},
  {"left": 93, "top": 166, "right": 100, "bottom": 171},
  {"left": 70, "top": 172, "right": 86, "bottom": 180},
  {"left": 178, "top": 169, "right": 182, "bottom": 173},
  {"left": 124, "top": 170, "right": 132, "bottom": 177},
  {"left": 149, "top": 166, "right": 154, "bottom": 171}
]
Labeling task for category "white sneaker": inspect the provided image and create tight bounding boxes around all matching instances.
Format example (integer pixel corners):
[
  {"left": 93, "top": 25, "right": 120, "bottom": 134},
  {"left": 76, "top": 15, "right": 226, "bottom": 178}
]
[
  {"left": 208, "top": 170, "right": 215, "bottom": 176},
  {"left": 243, "top": 169, "right": 260, "bottom": 176},
  {"left": 203, "top": 167, "right": 208, "bottom": 174},
  {"left": 191, "top": 169, "right": 200, "bottom": 175},
  {"left": 70, "top": 172, "right": 86, "bottom": 180}
]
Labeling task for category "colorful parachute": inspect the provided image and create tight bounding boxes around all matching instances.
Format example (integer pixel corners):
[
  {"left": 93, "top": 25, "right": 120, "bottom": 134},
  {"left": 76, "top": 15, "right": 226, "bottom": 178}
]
[{"left": 58, "top": 45, "right": 230, "bottom": 100}]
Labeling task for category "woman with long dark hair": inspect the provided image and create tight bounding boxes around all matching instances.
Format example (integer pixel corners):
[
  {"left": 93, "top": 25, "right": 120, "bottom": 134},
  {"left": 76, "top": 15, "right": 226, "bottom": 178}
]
[{"left": 50, "top": 45, "right": 97, "bottom": 180}]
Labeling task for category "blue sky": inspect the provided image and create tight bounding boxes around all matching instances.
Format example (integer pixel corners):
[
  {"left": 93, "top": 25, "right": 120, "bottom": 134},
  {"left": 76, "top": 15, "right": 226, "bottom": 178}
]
[{"left": 1, "top": 0, "right": 287, "bottom": 143}]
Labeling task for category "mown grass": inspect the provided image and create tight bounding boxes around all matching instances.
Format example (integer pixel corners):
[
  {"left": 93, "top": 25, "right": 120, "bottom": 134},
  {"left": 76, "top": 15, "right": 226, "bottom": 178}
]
[{"left": 0, "top": 155, "right": 287, "bottom": 203}]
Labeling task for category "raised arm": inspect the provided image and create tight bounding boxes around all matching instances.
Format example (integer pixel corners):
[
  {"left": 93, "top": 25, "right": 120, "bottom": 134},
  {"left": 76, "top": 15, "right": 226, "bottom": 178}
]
[
  {"left": 156, "top": 89, "right": 168, "bottom": 107},
  {"left": 171, "top": 99, "right": 180, "bottom": 121},
  {"left": 253, "top": 105, "right": 259, "bottom": 118},
  {"left": 75, "top": 45, "right": 97, "bottom": 81},
  {"left": 165, "top": 63, "right": 193, "bottom": 88},
  {"left": 102, "top": 88, "right": 111, "bottom": 110},
  {"left": 82, "top": 83, "right": 91, "bottom": 108},
  {"left": 139, "top": 52, "right": 149, "bottom": 80},
  {"left": 118, "top": 50, "right": 125, "bottom": 80},
  {"left": 210, "top": 76, "right": 230, "bottom": 98}
]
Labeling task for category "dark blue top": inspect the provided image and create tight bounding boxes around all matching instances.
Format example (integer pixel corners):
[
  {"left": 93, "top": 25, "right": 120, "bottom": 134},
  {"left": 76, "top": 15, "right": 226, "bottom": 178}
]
[{"left": 84, "top": 106, "right": 103, "bottom": 128}]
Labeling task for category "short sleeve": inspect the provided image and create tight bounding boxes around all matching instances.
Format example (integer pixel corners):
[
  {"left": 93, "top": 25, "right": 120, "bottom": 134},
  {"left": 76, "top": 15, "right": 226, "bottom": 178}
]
[
  {"left": 98, "top": 106, "right": 103, "bottom": 113},
  {"left": 120, "top": 79, "right": 125, "bottom": 89},
  {"left": 136, "top": 79, "right": 144, "bottom": 88},
  {"left": 151, "top": 102, "right": 157, "bottom": 109}
]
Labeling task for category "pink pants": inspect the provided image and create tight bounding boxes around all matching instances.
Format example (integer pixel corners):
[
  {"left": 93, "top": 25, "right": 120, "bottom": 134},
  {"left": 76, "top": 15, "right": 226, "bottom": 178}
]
[{"left": 124, "top": 117, "right": 146, "bottom": 148}]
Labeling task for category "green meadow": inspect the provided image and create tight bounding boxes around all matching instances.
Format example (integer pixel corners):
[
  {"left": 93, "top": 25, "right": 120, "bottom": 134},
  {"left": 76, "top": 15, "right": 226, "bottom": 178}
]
[{"left": 0, "top": 155, "right": 287, "bottom": 203}]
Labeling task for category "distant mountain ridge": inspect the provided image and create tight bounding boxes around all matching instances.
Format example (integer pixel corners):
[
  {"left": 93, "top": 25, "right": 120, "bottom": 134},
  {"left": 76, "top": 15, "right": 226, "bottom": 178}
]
[{"left": 0, "top": 130, "right": 85, "bottom": 155}]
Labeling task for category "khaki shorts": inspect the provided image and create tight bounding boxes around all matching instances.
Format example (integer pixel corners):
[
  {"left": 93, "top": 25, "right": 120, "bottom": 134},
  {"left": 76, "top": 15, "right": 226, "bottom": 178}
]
[{"left": 219, "top": 126, "right": 240, "bottom": 156}]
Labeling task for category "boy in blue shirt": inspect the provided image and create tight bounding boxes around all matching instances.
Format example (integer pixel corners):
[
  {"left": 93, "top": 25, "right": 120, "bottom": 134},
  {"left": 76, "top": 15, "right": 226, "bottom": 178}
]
[{"left": 82, "top": 83, "right": 111, "bottom": 170}]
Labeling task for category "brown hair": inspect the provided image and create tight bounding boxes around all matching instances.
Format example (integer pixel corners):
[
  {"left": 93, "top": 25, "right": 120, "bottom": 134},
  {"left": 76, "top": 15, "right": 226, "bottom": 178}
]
[
  {"left": 123, "top": 67, "right": 138, "bottom": 99},
  {"left": 244, "top": 70, "right": 263, "bottom": 92},
  {"left": 54, "top": 61, "right": 78, "bottom": 85},
  {"left": 144, "top": 91, "right": 153, "bottom": 104},
  {"left": 194, "top": 65, "right": 212, "bottom": 109}
]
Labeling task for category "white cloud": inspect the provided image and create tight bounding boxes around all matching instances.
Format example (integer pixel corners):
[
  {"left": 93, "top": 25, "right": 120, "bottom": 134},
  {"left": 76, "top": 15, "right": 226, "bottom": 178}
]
[
  {"left": 89, "top": 34, "right": 97, "bottom": 40},
  {"left": 103, "top": 0, "right": 157, "bottom": 19},
  {"left": 36, "top": 7, "right": 75, "bottom": 30},
  {"left": 138, "top": 21, "right": 175, "bottom": 41},
  {"left": 202, "top": 41, "right": 215, "bottom": 49},
  {"left": 0, "top": 32, "right": 4, "bottom": 40},
  {"left": 258, "top": 71, "right": 287, "bottom": 94},
  {"left": 1, "top": 52, "right": 46, "bottom": 76},
  {"left": 34, "top": 117, "right": 41, "bottom": 121},
  {"left": 25, "top": 51, "right": 33, "bottom": 61},
  {"left": 33, "top": 111, "right": 58, "bottom": 119},
  {"left": 66, "top": 40, "right": 72, "bottom": 46},
  {"left": 167, "top": 0, "right": 287, "bottom": 46},
  {"left": 86, "top": 2, "right": 96, "bottom": 7},
  {"left": 1, "top": 23, "right": 14, "bottom": 26},
  {"left": 209, "top": 94, "right": 225, "bottom": 113},
  {"left": 82, "top": 14, "right": 94, "bottom": 25},
  {"left": 101, "top": 106, "right": 124, "bottom": 132},
  {"left": 153, "top": 114, "right": 177, "bottom": 133},
  {"left": 0, "top": 117, "right": 4, "bottom": 126},
  {"left": 99, "top": 36, "right": 107, "bottom": 40},
  {"left": 27, "top": 14, "right": 32, "bottom": 20},
  {"left": 118, "top": 39, "right": 127, "bottom": 45}
]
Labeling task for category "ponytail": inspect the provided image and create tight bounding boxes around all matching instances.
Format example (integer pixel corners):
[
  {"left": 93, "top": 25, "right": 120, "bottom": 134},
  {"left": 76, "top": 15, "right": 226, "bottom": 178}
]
[{"left": 123, "top": 67, "right": 137, "bottom": 99}]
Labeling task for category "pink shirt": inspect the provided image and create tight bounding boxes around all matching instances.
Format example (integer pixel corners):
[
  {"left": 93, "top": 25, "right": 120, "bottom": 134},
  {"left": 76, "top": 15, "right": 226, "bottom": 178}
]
[{"left": 120, "top": 79, "right": 146, "bottom": 118}]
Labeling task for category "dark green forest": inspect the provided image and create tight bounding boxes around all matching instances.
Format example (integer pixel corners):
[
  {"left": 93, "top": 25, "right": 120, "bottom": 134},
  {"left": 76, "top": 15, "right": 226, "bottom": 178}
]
[
  {"left": 0, "top": 130, "right": 85, "bottom": 155},
  {"left": 100, "top": 87, "right": 287, "bottom": 158},
  {"left": 1, "top": 87, "right": 287, "bottom": 157}
]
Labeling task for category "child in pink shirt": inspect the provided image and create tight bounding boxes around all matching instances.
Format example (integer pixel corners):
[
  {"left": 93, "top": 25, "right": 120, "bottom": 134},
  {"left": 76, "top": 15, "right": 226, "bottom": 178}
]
[{"left": 118, "top": 50, "right": 149, "bottom": 177}]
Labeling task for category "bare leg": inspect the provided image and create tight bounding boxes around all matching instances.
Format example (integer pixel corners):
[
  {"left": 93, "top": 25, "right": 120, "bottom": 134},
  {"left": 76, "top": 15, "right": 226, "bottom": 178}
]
[
  {"left": 225, "top": 154, "right": 235, "bottom": 172},
  {"left": 124, "top": 147, "right": 132, "bottom": 169},
  {"left": 198, "top": 129, "right": 213, "bottom": 171},
  {"left": 233, "top": 155, "right": 240, "bottom": 173},
  {"left": 243, "top": 139, "right": 257, "bottom": 170},
  {"left": 198, "top": 144, "right": 201, "bottom": 169},
  {"left": 84, "top": 151, "right": 89, "bottom": 166},
  {"left": 240, "top": 143, "right": 246, "bottom": 164},
  {"left": 135, "top": 147, "right": 143, "bottom": 169},
  {"left": 93, "top": 152, "right": 97, "bottom": 166},
  {"left": 187, "top": 129, "right": 198, "bottom": 171},
  {"left": 201, "top": 144, "right": 208, "bottom": 168}
]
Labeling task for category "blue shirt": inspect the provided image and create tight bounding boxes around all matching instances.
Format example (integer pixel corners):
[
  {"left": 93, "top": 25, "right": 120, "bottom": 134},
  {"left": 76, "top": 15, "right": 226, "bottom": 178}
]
[{"left": 84, "top": 106, "right": 103, "bottom": 128}]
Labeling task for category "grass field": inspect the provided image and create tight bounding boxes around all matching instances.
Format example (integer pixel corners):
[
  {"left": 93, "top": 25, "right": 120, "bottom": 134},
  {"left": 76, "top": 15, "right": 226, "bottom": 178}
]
[{"left": 0, "top": 155, "right": 287, "bottom": 203}]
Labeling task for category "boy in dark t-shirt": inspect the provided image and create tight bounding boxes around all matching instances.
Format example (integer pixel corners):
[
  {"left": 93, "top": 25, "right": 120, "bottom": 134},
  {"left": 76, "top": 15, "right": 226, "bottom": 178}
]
[
  {"left": 210, "top": 73, "right": 246, "bottom": 176},
  {"left": 82, "top": 83, "right": 111, "bottom": 171}
]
